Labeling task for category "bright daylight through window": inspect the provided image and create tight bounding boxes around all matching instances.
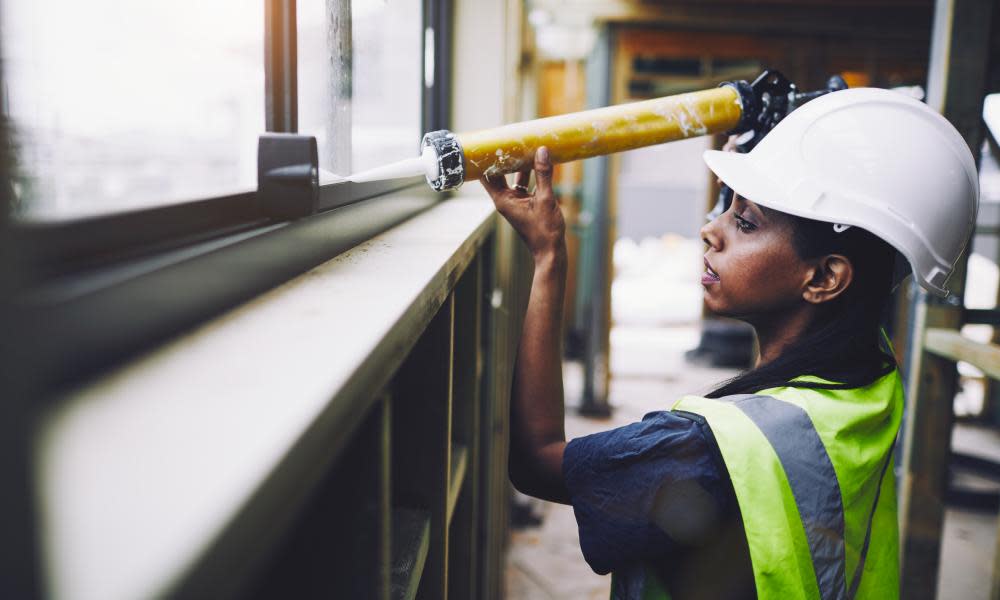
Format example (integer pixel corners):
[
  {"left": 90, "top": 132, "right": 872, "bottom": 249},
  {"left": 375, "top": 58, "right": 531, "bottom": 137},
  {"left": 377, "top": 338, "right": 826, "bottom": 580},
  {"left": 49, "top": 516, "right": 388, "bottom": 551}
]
[{"left": 2, "top": 0, "right": 264, "bottom": 221}]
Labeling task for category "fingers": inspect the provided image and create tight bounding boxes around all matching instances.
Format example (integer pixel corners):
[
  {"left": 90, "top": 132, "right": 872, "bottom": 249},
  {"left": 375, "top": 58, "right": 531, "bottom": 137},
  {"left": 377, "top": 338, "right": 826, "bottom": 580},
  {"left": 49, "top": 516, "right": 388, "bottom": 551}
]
[
  {"left": 515, "top": 170, "right": 531, "bottom": 192},
  {"left": 534, "top": 146, "right": 553, "bottom": 199},
  {"left": 480, "top": 172, "right": 509, "bottom": 196},
  {"left": 482, "top": 147, "right": 553, "bottom": 200}
]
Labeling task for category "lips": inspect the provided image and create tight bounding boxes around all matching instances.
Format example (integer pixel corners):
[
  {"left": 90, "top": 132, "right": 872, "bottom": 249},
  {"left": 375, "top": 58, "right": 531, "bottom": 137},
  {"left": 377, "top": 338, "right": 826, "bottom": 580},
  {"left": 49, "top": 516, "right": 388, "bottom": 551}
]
[{"left": 702, "top": 257, "right": 720, "bottom": 284}]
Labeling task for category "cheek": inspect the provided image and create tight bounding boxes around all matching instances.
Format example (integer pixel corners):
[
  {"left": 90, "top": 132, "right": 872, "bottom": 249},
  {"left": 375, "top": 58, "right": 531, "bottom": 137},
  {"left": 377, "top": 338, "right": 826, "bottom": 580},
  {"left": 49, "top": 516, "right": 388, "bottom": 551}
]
[
  {"left": 709, "top": 235, "right": 807, "bottom": 311},
  {"left": 741, "top": 246, "right": 802, "bottom": 287}
]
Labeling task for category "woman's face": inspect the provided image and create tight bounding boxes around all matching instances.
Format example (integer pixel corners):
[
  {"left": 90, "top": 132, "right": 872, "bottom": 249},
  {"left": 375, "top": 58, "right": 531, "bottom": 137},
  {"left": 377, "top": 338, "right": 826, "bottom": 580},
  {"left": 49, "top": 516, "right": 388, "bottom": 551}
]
[{"left": 699, "top": 194, "right": 813, "bottom": 319}]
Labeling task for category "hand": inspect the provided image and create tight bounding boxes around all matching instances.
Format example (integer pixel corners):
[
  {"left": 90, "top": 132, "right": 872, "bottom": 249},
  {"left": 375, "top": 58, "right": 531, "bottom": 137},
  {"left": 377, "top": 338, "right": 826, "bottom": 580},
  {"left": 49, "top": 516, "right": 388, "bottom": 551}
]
[{"left": 480, "top": 146, "right": 566, "bottom": 261}]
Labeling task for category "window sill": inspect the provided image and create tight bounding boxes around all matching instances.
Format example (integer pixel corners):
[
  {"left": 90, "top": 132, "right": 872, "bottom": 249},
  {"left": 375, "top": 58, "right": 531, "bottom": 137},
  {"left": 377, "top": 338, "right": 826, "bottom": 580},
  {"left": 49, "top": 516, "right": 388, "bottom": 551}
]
[{"left": 35, "top": 191, "right": 496, "bottom": 599}]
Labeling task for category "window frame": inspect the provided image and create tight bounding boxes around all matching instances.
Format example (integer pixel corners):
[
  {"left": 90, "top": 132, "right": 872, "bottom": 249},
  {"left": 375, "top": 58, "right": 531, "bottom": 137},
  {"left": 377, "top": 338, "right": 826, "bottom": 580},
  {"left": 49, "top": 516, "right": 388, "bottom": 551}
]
[{"left": 3, "top": 0, "right": 454, "bottom": 393}]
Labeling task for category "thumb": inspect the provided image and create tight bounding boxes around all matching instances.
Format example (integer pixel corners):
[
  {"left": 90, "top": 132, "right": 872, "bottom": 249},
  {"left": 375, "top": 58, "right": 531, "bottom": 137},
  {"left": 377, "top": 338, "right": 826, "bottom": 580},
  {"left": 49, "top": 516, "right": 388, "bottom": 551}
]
[{"left": 534, "top": 146, "right": 553, "bottom": 197}]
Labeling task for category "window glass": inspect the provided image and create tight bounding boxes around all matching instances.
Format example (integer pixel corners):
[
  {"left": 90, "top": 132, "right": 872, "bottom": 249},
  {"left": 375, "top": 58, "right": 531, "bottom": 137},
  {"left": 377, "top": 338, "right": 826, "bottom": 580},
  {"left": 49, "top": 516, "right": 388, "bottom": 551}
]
[
  {"left": 351, "top": 0, "right": 423, "bottom": 172},
  {"left": 2, "top": 1, "right": 264, "bottom": 221},
  {"left": 299, "top": 0, "right": 423, "bottom": 176},
  {"left": 298, "top": 1, "right": 350, "bottom": 175}
]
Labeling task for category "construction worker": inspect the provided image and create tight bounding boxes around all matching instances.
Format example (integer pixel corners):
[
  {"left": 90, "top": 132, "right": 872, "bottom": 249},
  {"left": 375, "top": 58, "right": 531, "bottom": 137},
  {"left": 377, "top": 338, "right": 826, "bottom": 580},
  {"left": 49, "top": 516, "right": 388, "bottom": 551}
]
[{"left": 481, "top": 88, "right": 979, "bottom": 599}]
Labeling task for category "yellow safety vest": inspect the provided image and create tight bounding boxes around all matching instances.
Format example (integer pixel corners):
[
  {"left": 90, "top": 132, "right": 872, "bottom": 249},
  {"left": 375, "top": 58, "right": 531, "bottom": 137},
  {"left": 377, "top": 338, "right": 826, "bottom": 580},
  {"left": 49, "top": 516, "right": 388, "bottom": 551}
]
[{"left": 612, "top": 369, "right": 902, "bottom": 600}]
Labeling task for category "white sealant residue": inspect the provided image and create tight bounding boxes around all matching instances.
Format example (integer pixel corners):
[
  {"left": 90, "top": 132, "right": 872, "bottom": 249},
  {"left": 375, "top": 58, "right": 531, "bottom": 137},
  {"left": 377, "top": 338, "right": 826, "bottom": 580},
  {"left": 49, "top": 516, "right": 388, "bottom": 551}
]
[{"left": 318, "top": 169, "right": 348, "bottom": 185}]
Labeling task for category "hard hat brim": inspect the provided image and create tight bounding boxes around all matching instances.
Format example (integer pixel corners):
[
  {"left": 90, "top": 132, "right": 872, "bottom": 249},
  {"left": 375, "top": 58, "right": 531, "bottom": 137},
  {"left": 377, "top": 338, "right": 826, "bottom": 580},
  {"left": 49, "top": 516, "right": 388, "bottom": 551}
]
[{"left": 703, "top": 150, "right": 790, "bottom": 215}]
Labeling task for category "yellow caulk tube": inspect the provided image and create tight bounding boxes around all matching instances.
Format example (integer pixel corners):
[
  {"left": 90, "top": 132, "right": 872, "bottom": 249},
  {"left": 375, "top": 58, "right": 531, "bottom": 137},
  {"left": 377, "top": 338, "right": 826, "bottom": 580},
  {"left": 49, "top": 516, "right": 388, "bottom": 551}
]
[
  {"left": 345, "top": 73, "right": 844, "bottom": 190},
  {"left": 417, "top": 85, "right": 746, "bottom": 191}
]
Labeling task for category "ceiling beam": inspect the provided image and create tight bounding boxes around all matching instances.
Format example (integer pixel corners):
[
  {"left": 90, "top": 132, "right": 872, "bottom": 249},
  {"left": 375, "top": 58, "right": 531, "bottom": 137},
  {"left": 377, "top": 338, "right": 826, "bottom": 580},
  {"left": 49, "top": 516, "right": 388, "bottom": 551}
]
[{"left": 531, "top": 0, "right": 933, "bottom": 41}]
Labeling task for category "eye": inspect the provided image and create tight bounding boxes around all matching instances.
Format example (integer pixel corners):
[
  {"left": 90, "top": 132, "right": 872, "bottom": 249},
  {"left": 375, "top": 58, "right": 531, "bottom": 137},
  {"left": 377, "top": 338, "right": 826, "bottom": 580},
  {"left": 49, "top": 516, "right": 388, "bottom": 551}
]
[{"left": 734, "top": 214, "right": 757, "bottom": 233}]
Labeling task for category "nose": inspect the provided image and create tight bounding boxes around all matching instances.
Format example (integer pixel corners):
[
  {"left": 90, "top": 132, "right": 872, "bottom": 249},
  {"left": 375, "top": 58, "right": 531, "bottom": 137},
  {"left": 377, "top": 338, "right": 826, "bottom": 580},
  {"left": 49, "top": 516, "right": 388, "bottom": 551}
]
[{"left": 701, "top": 217, "right": 722, "bottom": 251}]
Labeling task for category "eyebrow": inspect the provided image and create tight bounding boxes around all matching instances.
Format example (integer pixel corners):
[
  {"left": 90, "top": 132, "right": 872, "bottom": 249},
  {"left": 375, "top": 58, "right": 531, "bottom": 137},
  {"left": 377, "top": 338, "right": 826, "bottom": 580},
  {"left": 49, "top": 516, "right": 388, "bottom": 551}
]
[{"left": 733, "top": 194, "right": 767, "bottom": 222}]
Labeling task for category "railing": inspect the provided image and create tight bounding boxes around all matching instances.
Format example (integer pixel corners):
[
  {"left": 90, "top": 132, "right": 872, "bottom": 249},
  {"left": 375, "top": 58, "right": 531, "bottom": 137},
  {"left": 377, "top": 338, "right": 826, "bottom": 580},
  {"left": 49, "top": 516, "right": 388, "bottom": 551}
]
[
  {"left": 924, "top": 328, "right": 1000, "bottom": 380},
  {"left": 35, "top": 192, "right": 529, "bottom": 599}
]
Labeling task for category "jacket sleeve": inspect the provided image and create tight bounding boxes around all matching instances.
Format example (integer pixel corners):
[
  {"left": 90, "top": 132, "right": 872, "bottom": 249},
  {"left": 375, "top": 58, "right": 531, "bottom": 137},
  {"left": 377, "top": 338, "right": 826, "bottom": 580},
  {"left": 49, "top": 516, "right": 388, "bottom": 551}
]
[{"left": 561, "top": 410, "right": 733, "bottom": 575}]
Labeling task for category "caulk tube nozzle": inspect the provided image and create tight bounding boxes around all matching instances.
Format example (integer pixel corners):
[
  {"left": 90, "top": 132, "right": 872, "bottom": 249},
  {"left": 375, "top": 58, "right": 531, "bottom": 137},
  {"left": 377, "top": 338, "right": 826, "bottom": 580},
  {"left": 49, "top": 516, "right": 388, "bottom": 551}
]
[{"left": 421, "top": 130, "right": 465, "bottom": 191}]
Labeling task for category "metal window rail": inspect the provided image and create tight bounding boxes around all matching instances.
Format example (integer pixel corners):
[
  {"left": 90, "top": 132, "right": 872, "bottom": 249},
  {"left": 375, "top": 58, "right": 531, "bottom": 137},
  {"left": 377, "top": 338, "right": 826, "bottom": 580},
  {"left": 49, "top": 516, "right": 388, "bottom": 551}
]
[
  {"left": 6, "top": 135, "right": 432, "bottom": 393},
  {"left": 11, "top": 174, "right": 422, "bottom": 284}
]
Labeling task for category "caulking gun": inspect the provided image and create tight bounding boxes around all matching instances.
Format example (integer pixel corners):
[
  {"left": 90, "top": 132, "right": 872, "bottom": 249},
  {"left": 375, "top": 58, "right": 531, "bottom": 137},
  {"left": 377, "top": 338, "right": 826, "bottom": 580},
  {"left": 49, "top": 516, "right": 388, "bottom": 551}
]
[{"left": 373, "top": 70, "right": 847, "bottom": 192}]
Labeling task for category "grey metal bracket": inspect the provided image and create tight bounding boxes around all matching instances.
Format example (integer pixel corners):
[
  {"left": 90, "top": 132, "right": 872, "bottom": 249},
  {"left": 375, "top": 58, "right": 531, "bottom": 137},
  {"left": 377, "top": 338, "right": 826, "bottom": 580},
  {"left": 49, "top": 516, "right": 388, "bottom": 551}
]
[{"left": 258, "top": 133, "right": 319, "bottom": 220}]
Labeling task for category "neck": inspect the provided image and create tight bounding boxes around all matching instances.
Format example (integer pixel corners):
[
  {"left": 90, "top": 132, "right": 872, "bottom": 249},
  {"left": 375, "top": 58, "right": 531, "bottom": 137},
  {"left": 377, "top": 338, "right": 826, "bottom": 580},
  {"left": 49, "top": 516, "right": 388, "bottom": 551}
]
[{"left": 749, "top": 305, "right": 816, "bottom": 368}]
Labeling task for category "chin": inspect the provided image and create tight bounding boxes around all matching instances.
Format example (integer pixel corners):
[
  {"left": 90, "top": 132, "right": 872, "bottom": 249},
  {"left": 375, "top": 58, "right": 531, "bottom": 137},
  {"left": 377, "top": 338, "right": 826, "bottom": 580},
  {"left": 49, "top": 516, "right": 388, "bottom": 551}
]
[
  {"left": 702, "top": 292, "right": 730, "bottom": 316},
  {"left": 703, "top": 294, "right": 752, "bottom": 322}
]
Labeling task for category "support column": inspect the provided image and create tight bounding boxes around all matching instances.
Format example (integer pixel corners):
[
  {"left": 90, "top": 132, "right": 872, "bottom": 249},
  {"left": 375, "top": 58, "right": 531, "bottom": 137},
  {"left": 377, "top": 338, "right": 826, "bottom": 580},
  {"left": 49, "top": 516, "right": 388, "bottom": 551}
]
[
  {"left": 898, "top": 1, "right": 994, "bottom": 597},
  {"left": 578, "top": 25, "right": 613, "bottom": 416},
  {"left": 264, "top": 0, "right": 298, "bottom": 133}
]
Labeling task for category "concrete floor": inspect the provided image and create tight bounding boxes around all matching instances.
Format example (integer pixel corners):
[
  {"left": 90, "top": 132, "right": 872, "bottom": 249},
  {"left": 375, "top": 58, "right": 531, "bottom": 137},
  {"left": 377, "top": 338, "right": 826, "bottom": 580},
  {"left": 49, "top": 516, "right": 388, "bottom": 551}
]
[
  {"left": 939, "top": 423, "right": 1000, "bottom": 599},
  {"left": 505, "top": 325, "right": 999, "bottom": 599}
]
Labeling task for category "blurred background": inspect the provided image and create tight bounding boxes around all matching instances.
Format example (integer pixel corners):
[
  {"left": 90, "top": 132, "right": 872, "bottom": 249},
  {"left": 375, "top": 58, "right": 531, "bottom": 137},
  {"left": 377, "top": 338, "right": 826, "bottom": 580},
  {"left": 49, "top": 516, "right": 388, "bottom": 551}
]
[{"left": 2, "top": 0, "right": 1000, "bottom": 599}]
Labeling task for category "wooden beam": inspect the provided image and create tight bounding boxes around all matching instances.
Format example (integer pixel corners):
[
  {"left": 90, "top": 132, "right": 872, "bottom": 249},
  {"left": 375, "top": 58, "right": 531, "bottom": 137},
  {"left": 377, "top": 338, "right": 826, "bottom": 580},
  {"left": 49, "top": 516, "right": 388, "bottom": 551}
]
[
  {"left": 531, "top": 0, "right": 933, "bottom": 40},
  {"left": 925, "top": 0, "right": 995, "bottom": 154},
  {"left": 924, "top": 328, "right": 1000, "bottom": 381}
]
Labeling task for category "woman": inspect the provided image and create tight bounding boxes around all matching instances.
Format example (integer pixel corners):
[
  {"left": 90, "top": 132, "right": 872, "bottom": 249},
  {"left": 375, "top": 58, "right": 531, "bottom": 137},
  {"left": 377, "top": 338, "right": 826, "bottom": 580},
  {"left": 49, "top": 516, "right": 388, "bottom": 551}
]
[{"left": 481, "top": 88, "right": 979, "bottom": 599}]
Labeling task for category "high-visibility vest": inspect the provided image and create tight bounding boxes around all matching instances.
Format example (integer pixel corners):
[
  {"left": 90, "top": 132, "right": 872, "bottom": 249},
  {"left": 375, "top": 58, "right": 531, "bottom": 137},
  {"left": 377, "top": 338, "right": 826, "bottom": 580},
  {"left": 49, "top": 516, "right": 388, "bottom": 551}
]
[{"left": 613, "top": 369, "right": 903, "bottom": 600}]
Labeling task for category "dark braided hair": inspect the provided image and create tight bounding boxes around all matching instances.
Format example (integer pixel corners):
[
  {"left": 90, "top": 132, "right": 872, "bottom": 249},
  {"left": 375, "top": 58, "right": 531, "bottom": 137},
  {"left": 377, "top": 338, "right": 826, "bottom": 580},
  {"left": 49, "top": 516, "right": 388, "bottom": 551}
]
[{"left": 706, "top": 214, "right": 898, "bottom": 398}]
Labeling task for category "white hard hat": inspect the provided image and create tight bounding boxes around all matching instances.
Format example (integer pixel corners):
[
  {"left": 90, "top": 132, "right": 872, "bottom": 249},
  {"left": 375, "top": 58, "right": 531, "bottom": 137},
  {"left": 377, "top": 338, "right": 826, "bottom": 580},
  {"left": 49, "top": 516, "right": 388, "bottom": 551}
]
[{"left": 704, "top": 87, "right": 979, "bottom": 296}]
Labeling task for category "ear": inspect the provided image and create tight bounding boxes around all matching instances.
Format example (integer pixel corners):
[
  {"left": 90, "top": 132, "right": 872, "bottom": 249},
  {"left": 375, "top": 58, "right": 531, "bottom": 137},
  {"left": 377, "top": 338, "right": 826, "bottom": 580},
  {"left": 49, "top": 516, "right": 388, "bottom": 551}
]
[{"left": 803, "top": 254, "right": 853, "bottom": 304}]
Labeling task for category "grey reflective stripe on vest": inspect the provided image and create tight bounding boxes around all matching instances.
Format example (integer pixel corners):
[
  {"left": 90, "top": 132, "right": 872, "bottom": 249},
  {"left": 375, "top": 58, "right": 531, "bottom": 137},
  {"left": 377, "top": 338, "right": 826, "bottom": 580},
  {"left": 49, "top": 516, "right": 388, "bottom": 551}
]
[{"left": 726, "top": 394, "right": 847, "bottom": 600}]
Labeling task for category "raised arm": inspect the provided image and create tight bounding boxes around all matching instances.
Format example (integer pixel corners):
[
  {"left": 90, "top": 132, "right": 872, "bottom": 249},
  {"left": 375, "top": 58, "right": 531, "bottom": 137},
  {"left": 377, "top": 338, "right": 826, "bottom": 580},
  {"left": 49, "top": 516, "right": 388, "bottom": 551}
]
[{"left": 480, "top": 147, "right": 570, "bottom": 504}]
